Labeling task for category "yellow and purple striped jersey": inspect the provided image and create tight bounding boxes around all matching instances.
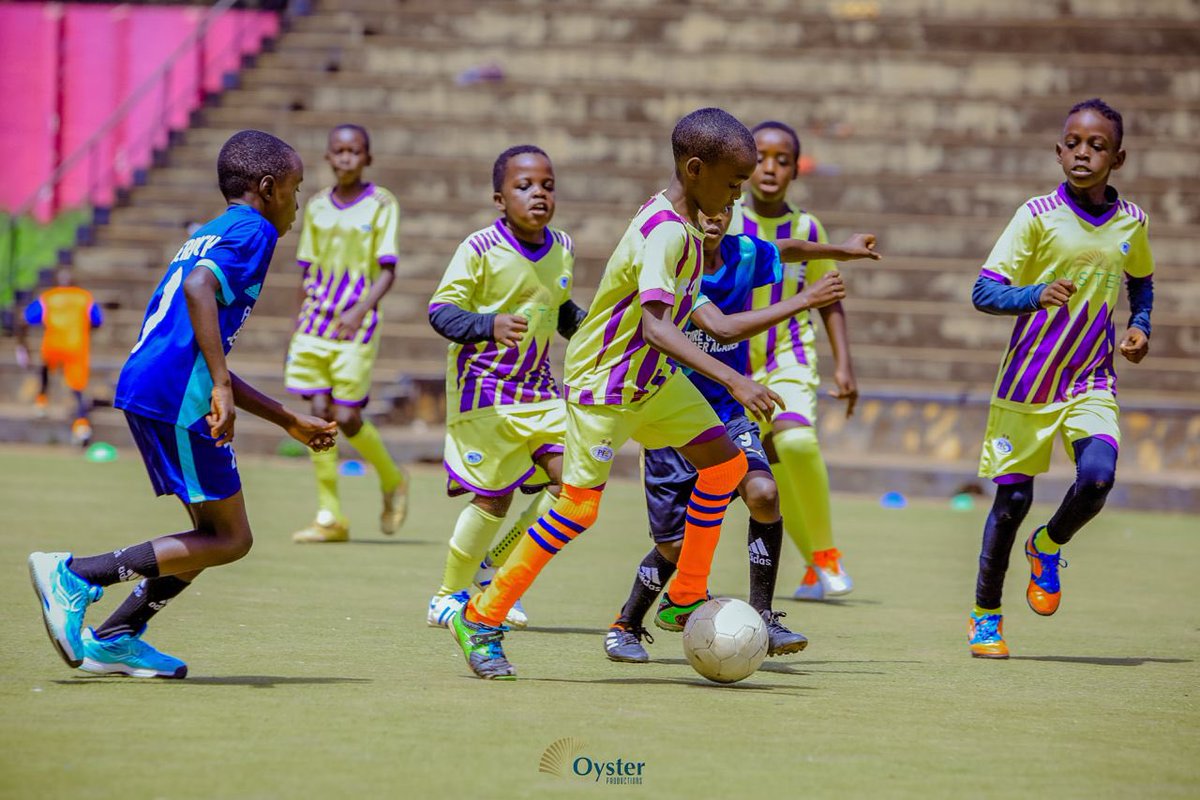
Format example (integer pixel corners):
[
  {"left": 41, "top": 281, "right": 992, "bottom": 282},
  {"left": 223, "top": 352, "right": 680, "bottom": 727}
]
[
  {"left": 294, "top": 183, "right": 400, "bottom": 345},
  {"left": 563, "top": 193, "right": 703, "bottom": 406},
  {"left": 431, "top": 220, "right": 575, "bottom": 423},
  {"left": 981, "top": 184, "right": 1154, "bottom": 407},
  {"left": 729, "top": 198, "right": 837, "bottom": 377}
]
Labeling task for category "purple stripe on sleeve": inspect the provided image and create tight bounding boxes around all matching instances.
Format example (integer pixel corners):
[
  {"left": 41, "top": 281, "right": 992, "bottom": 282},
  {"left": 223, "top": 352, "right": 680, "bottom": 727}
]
[
  {"left": 778, "top": 220, "right": 793, "bottom": 240},
  {"left": 298, "top": 259, "right": 312, "bottom": 270},
  {"left": 639, "top": 209, "right": 684, "bottom": 239},
  {"left": 378, "top": 255, "right": 398, "bottom": 266},
  {"left": 1092, "top": 433, "right": 1118, "bottom": 453},
  {"left": 640, "top": 289, "right": 674, "bottom": 306},
  {"left": 1054, "top": 304, "right": 1109, "bottom": 402},
  {"left": 979, "top": 268, "right": 1011, "bottom": 285},
  {"left": 1009, "top": 305, "right": 1072, "bottom": 402},
  {"left": 742, "top": 217, "right": 758, "bottom": 237},
  {"left": 468, "top": 237, "right": 483, "bottom": 256},
  {"left": 996, "top": 309, "right": 1049, "bottom": 399},
  {"left": 1031, "top": 303, "right": 1091, "bottom": 404},
  {"left": 776, "top": 412, "right": 813, "bottom": 427},
  {"left": 428, "top": 302, "right": 451, "bottom": 314}
]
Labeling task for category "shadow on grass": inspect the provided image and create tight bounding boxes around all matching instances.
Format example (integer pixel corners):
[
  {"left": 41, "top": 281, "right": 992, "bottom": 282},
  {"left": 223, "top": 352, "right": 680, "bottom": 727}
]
[
  {"left": 523, "top": 625, "right": 610, "bottom": 636},
  {"left": 344, "top": 539, "right": 438, "bottom": 546},
  {"left": 524, "top": 675, "right": 817, "bottom": 695},
  {"left": 1009, "top": 655, "right": 1193, "bottom": 667},
  {"left": 55, "top": 675, "right": 372, "bottom": 688},
  {"left": 649, "top": 657, "right": 896, "bottom": 676}
]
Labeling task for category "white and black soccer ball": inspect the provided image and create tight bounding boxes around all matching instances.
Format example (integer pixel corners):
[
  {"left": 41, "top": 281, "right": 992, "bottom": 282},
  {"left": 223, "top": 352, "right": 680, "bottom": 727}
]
[{"left": 681, "top": 597, "right": 768, "bottom": 684}]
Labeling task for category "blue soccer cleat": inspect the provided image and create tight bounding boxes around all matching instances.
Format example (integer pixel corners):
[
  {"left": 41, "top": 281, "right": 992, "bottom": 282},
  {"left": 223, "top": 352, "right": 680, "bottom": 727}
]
[
  {"left": 1025, "top": 529, "right": 1067, "bottom": 616},
  {"left": 80, "top": 627, "right": 187, "bottom": 679},
  {"left": 449, "top": 609, "right": 516, "bottom": 680},
  {"left": 28, "top": 552, "right": 103, "bottom": 668}
]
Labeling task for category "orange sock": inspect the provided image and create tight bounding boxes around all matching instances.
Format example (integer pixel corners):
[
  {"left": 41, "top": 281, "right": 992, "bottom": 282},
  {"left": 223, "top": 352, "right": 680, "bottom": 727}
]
[
  {"left": 668, "top": 450, "right": 748, "bottom": 605},
  {"left": 468, "top": 484, "right": 602, "bottom": 626}
]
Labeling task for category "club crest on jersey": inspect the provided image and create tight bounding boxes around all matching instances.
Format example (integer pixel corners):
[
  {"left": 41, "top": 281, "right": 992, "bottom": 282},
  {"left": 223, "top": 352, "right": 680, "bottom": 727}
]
[
  {"left": 359, "top": 224, "right": 373, "bottom": 232},
  {"left": 1120, "top": 241, "right": 1131, "bottom": 255},
  {"left": 465, "top": 451, "right": 485, "bottom": 465},
  {"left": 558, "top": 275, "right": 569, "bottom": 289},
  {"left": 994, "top": 436, "right": 1014, "bottom": 455},
  {"left": 590, "top": 439, "right": 614, "bottom": 463}
]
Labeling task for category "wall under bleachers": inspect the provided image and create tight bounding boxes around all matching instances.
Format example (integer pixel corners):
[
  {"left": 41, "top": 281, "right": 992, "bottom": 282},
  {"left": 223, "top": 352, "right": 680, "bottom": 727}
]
[{"left": 7, "top": 0, "right": 1198, "bottom": 509}]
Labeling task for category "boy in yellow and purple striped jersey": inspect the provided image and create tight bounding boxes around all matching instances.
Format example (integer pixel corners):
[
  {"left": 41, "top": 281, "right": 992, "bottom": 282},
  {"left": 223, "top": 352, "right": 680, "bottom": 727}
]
[
  {"left": 448, "top": 108, "right": 785, "bottom": 680},
  {"left": 729, "top": 120, "right": 857, "bottom": 601},
  {"left": 425, "top": 145, "right": 586, "bottom": 631},
  {"left": 285, "top": 124, "right": 408, "bottom": 543},
  {"left": 968, "top": 99, "right": 1154, "bottom": 659}
]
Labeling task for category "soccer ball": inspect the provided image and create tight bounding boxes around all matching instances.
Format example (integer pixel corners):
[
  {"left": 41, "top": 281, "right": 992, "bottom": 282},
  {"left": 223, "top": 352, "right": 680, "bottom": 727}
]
[{"left": 681, "top": 597, "right": 768, "bottom": 684}]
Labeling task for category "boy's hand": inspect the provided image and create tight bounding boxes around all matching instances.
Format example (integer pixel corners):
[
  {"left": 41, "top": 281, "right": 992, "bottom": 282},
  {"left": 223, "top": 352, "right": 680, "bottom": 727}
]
[
  {"left": 830, "top": 366, "right": 858, "bottom": 417},
  {"left": 1039, "top": 278, "right": 1076, "bottom": 308},
  {"left": 334, "top": 306, "right": 368, "bottom": 340},
  {"left": 730, "top": 375, "right": 784, "bottom": 422},
  {"left": 288, "top": 413, "right": 339, "bottom": 451},
  {"left": 493, "top": 314, "right": 528, "bottom": 347},
  {"left": 207, "top": 384, "right": 236, "bottom": 446},
  {"left": 799, "top": 272, "right": 846, "bottom": 310},
  {"left": 1119, "top": 327, "right": 1149, "bottom": 363},
  {"left": 14, "top": 344, "right": 30, "bottom": 370},
  {"left": 836, "top": 234, "right": 881, "bottom": 261}
]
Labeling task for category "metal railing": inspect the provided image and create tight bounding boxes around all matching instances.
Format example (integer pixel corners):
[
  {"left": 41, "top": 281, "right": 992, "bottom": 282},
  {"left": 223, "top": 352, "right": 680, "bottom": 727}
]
[{"left": 2, "top": 0, "right": 270, "bottom": 316}]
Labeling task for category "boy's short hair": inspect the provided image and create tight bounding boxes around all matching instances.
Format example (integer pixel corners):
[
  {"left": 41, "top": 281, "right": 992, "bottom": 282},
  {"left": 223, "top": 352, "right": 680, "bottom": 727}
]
[
  {"left": 751, "top": 120, "right": 801, "bottom": 160},
  {"left": 1067, "top": 98, "right": 1124, "bottom": 148},
  {"left": 217, "top": 130, "right": 298, "bottom": 200},
  {"left": 492, "top": 145, "right": 550, "bottom": 192},
  {"left": 330, "top": 123, "right": 371, "bottom": 151},
  {"left": 671, "top": 108, "right": 755, "bottom": 166}
]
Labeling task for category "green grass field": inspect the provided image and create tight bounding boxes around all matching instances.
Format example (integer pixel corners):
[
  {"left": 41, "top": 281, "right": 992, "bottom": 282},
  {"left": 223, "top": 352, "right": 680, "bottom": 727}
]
[{"left": 1, "top": 448, "right": 1196, "bottom": 799}]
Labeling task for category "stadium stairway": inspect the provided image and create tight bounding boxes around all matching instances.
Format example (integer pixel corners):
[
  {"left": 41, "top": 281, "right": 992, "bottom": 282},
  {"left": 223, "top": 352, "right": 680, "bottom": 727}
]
[{"left": 5, "top": 0, "right": 1198, "bottom": 511}]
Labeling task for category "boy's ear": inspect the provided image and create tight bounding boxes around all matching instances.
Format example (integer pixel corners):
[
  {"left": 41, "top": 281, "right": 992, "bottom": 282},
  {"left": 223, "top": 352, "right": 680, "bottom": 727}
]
[
  {"left": 684, "top": 156, "right": 704, "bottom": 180},
  {"left": 259, "top": 174, "right": 277, "bottom": 198},
  {"left": 1054, "top": 141, "right": 1064, "bottom": 164},
  {"left": 493, "top": 190, "right": 506, "bottom": 212},
  {"left": 1111, "top": 147, "right": 1126, "bottom": 172}
]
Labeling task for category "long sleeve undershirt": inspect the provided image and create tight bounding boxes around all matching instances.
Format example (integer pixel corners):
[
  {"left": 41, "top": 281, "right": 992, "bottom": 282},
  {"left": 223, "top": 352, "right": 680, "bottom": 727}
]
[{"left": 429, "top": 300, "right": 588, "bottom": 344}]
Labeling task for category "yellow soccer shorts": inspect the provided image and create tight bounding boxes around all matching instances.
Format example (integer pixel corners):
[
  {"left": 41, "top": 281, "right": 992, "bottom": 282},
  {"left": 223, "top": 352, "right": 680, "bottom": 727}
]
[
  {"left": 753, "top": 363, "right": 819, "bottom": 431},
  {"left": 978, "top": 391, "right": 1120, "bottom": 481},
  {"left": 285, "top": 332, "right": 377, "bottom": 407},
  {"left": 444, "top": 400, "right": 566, "bottom": 497},
  {"left": 562, "top": 370, "right": 724, "bottom": 489}
]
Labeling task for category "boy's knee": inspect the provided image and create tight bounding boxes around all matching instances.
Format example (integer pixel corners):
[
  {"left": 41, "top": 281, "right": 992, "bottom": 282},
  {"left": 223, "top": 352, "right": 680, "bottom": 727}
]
[
  {"left": 741, "top": 475, "right": 779, "bottom": 520},
  {"left": 473, "top": 493, "right": 512, "bottom": 517},
  {"left": 544, "top": 482, "right": 562, "bottom": 499},
  {"left": 656, "top": 540, "right": 682, "bottom": 563},
  {"left": 334, "top": 406, "right": 363, "bottom": 436},
  {"left": 214, "top": 529, "right": 253, "bottom": 565}
]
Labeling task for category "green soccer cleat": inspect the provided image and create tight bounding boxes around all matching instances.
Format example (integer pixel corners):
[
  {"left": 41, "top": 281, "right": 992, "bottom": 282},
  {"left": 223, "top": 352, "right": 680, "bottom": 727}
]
[
  {"left": 448, "top": 609, "right": 516, "bottom": 680},
  {"left": 654, "top": 593, "right": 708, "bottom": 633},
  {"left": 80, "top": 627, "right": 187, "bottom": 679}
]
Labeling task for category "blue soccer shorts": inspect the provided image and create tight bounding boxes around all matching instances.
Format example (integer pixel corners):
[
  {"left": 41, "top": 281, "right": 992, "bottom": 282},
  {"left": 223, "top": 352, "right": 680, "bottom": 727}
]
[
  {"left": 125, "top": 411, "right": 241, "bottom": 504},
  {"left": 640, "top": 414, "right": 770, "bottom": 543}
]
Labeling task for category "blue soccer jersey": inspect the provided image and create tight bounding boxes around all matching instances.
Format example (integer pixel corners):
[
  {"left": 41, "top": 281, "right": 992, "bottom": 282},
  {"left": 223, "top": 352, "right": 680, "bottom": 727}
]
[
  {"left": 115, "top": 205, "right": 278, "bottom": 434},
  {"left": 683, "top": 234, "right": 783, "bottom": 422}
]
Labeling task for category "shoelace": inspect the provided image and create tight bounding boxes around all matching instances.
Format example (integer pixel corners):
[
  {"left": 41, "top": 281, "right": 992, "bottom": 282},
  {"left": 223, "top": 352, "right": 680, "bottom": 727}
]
[
  {"left": 763, "top": 610, "right": 788, "bottom": 630},
  {"left": 629, "top": 625, "right": 654, "bottom": 645}
]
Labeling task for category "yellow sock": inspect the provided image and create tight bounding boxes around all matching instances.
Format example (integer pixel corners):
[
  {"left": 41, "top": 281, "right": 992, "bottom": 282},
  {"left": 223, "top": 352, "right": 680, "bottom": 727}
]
[
  {"left": 771, "top": 457, "right": 812, "bottom": 564},
  {"left": 347, "top": 421, "right": 403, "bottom": 493},
  {"left": 439, "top": 503, "right": 505, "bottom": 595},
  {"left": 974, "top": 605, "right": 1001, "bottom": 616},
  {"left": 488, "top": 489, "right": 556, "bottom": 567},
  {"left": 772, "top": 426, "right": 834, "bottom": 555},
  {"left": 1033, "top": 526, "right": 1061, "bottom": 554},
  {"left": 311, "top": 445, "right": 340, "bottom": 517}
]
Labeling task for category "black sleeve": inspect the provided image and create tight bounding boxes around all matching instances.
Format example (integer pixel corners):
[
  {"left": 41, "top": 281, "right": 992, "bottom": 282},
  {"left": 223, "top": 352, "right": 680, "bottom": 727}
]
[
  {"left": 1126, "top": 275, "right": 1153, "bottom": 337},
  {"left": 971, "top": 275, "right": 1044, "bottom": 316},
  {"left": 429, "top": 303, "right": 495, "bottom": 344},
  {"left": 556, "top": 299, "right": 588, "bottom": 340}
]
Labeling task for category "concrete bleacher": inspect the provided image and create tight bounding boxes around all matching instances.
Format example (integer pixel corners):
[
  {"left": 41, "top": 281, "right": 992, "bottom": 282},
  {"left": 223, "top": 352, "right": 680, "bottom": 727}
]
[{"left": 9, "top": 0, "right": 1198, "bottom": 510}]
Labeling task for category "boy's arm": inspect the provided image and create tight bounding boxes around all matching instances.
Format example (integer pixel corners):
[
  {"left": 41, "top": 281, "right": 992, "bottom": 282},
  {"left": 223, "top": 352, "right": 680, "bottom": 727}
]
[
  {"left": 777, "top": 233, "right": 879, "bottom": 263},
  {"left": 971, "top": 274, "right": 1070, "bottom": 315},
  {"left": 230, "top": 373, "right": 337, "bottom": 450},
  {"left": 183, "top": 267, "right": 236, "bottom": 445},
  {"left": 1119, "top": 274, "right": 1153, "bottom": 363},
  {"left": 819, "top": 301, "right": 857, "bottom": 417},
  {"left": 556, "top": 299, "right": 588, "bottom": 340},
  {"left": 691, "top": 272, "right": 845, "bottom": 345},
  {"left": 335, "top": 264, "right": 396, "bottom": 340},
  {"left": 642, "top": 300, "right": 782, "bottom": 420},
  {"left": 428, "top": 303, "right": 528, "bottom": 347}
]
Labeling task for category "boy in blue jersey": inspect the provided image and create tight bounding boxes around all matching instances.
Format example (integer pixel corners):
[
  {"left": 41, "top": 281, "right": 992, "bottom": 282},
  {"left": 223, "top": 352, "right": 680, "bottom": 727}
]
[
  {"left": 605, "top": 206, "right": 879, "bottom": 662},
  {"left": 28, "top": 130, "right": 337, "bottom": 679}
]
